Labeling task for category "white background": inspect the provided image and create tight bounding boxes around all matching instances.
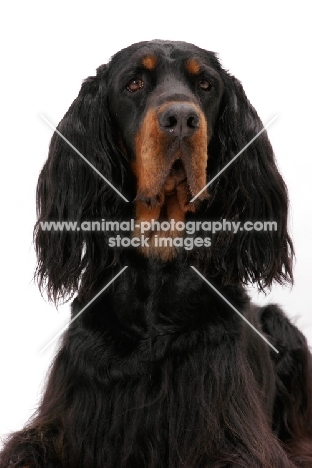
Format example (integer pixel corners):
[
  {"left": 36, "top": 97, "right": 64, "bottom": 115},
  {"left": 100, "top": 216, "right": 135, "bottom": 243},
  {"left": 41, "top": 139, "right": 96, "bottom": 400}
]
[{"left": 1, "top": 0, "right": 311, "bottom": 443}]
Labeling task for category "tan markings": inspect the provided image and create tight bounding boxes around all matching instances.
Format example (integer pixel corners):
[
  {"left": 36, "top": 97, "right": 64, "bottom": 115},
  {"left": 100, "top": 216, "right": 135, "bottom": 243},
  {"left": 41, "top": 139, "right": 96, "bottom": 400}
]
[
  {"left": 135, "top": 199, "right": 163, "bottom": 226},
  {"left": 186, "top": 58, "right": 201, "bottom": 75},
  {"left": 133, "top": 107, "right": 170, "bottom": 199},
  {"left": 141, "top": 55, "right": 157, "bottom": 70},
  {"left": 182, "top": 111, "right": 209, "bottom": 205},
  {"left": 133, "top": 101, "right": 209, "bottom": 260}
]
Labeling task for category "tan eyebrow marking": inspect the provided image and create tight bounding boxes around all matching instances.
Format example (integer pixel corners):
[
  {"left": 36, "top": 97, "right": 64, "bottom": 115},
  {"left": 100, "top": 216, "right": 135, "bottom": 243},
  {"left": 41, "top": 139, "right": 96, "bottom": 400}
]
[
  {"left": 186, "top": 58, "right": 201, "bottom": 75},
  {"left": 141, "top": 55, "right": 157, "bottom": 70}
]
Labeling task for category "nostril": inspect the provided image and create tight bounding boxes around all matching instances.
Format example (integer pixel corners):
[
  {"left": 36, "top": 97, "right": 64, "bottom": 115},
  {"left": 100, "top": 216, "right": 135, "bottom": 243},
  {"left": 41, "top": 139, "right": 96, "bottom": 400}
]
[
  {"left": 187, "top": 115, "right": 200, "bottom": 129},
  {"left": 166, "top": 115, "right": 178, "bottom": 128}
]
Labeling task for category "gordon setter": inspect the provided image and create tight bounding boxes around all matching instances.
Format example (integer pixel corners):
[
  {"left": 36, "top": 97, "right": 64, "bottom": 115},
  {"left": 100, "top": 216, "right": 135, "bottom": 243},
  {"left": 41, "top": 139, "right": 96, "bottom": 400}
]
[{"left": 1, "top": 40, "right": 312, "bottom": 467}]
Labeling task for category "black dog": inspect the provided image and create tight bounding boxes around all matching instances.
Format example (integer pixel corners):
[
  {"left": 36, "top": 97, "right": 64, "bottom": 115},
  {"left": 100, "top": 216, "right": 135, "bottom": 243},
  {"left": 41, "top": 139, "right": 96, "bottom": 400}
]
[{"left": 1, "top": 40, "right": 312, "bottom": 467}]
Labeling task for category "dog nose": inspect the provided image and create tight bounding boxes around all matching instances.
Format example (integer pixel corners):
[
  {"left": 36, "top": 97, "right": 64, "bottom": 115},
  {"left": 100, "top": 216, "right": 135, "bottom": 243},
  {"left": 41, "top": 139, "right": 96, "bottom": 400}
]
[{"left": 158, "top": 103, "right": 200, "bottom": 138}]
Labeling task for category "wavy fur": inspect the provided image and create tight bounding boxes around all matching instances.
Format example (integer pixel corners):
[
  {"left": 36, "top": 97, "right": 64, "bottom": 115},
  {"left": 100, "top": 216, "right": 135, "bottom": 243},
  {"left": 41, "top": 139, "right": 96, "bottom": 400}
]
[{"left": 1, "top": 41, "right": 311, "bottom": 467}]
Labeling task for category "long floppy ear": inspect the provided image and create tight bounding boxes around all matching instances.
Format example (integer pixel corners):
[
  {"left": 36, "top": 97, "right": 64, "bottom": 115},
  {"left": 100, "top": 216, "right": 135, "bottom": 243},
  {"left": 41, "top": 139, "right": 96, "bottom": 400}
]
[
  {"left": 202, "top": 73, "right": 293, "bottom": 290},
  {"left": 34, "top": 65, "right": 133, "bottom": 303}
]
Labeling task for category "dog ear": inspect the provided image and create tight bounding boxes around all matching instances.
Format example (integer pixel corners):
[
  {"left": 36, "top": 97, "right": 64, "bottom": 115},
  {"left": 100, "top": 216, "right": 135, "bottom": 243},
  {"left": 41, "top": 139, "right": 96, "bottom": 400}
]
[
  {"left": 203, "top": 74, "right": 293, "bottom": 290},
  {"left": 35, "top": 65, "right": 132, "bottom": 303}
]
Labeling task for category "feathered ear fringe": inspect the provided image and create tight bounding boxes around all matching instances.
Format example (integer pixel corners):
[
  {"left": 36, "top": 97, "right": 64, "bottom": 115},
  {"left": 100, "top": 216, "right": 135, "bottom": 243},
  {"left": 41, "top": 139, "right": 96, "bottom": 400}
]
[
  {"left": 34, "top": 66, "right": 134, "bottom": 303},
  {"left": 197, "top": 73, "right": 293, "bottom": 290}
]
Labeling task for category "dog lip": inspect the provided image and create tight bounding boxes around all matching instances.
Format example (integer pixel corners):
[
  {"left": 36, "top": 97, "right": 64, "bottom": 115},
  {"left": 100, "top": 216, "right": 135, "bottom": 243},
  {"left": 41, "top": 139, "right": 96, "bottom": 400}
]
[
  {"left": 169, "top": 158, "right": 185, "bottom": 175},
  {"left": 164, "top": 159, "right": 187, "bottom": 189}
]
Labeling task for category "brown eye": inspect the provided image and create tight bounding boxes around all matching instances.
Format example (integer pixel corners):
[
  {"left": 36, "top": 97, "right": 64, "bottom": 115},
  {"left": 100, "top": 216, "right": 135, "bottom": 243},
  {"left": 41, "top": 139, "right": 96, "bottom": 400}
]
[
  {"left": 127, "top": 78, "right": 144, "bottom": 92},
  {"left": 198, "top": 78, "right": 211, "bottom": 91}
]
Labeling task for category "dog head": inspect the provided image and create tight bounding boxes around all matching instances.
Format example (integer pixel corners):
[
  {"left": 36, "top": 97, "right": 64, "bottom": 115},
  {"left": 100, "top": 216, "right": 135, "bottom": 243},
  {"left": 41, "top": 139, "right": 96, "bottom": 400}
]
[
  {"left": 35, "top": 41, "right": 293, "bottom": 301},
  {"left": 104, "top": 41, "right": 224, "bottom": 258}
]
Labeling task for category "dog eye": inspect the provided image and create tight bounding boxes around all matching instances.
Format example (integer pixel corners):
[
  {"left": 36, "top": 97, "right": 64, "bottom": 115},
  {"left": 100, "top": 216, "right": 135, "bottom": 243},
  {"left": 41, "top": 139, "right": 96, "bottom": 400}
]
[
  {"left": 198, "top": 78, "right": 212, "bottom": 91},
  {"left": 127, "top": 78, "right": 144, "bottom": 93}
]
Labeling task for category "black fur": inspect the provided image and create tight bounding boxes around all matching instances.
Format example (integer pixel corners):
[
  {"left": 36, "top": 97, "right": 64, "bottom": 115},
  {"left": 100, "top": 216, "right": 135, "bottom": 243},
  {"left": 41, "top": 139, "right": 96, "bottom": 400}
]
[{"left": 1, "top": 41, "right": 311, "bottom": 467}]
